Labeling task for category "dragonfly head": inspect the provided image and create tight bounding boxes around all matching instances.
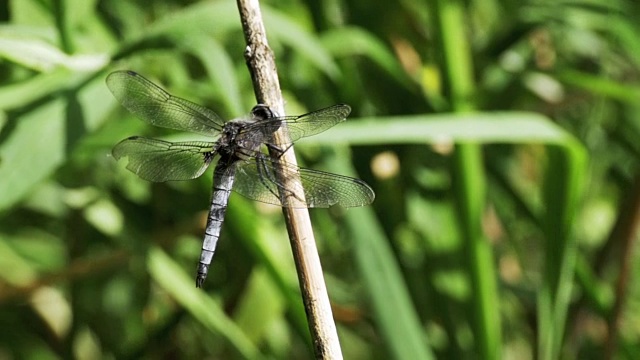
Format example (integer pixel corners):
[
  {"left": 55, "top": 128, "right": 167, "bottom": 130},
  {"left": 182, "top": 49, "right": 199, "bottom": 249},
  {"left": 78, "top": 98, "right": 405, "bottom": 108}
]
[
  {"left": 251, "top": 104, "right": 281, "bottom": 134},
  {"left": 251, "top": 104, "right": 277, "bottom": 120}
]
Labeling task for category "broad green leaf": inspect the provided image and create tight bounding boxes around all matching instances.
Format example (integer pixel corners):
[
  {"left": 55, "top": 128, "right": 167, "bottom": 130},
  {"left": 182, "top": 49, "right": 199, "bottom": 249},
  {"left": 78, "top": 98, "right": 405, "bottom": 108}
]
[
  {"left": 0, "top": 33, "right": 108, "bottom": 71},
  {"left": 0, "top": 72, "right": 113, "bottom": 211},
  {"left": 301, "top": 112, "right": 576, "bottom": 145}
]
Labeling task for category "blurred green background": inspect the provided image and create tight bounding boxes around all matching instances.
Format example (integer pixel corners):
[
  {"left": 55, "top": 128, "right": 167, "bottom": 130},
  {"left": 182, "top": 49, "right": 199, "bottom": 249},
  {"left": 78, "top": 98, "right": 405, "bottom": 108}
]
[{"left": 1, "top": 0, "right": 640, "bottom": 358}]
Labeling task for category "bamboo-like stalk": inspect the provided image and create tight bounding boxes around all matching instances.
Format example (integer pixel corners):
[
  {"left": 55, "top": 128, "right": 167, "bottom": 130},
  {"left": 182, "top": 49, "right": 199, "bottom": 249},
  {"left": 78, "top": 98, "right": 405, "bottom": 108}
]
[
  {"left": 430, "top": 0, "right": 501, "bottom": 358},
  {"left": 235, "top": 0, "right": 343, "bottom": 358},
  {"left": 603, "top": 176, "right": 640, "bottom": 358}
]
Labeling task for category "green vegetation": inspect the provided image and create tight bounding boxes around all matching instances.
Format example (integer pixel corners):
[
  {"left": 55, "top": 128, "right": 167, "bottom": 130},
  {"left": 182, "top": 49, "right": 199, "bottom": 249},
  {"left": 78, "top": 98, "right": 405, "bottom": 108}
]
[{"left": 0, "top": 0, "right": 638, "bottom": 358}]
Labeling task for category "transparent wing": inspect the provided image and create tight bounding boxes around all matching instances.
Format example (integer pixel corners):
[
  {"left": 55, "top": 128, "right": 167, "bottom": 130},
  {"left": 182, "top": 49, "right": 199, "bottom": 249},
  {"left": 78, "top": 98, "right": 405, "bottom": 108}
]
[
  {"left": 243, "top": 104, "right": 351, "bottom": 146},
  {"left": 106, "top": 70, "right": 225, "bottom": 136},
  {"left": 282, "top": 104, "right": 351, "bottom": 141},
  {"left": 112, "top": 137, "right": 215, "bottom": 182},
  {"left": 232, "top": 154, "right": 375, "bottom": 208}
]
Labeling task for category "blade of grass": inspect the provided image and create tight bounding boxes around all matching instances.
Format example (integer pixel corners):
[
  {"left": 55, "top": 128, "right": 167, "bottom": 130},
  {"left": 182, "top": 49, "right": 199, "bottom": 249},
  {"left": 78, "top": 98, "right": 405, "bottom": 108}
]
[
  {"left": 431, "top": 0, "right": 501, "bottom": 358},
  {"left": 147, "top": 246, "right": 263, "bottom": 359},
  {"left": 302, "top": 112, "right": 573, "bottom": 145},
  {"left": 321, "top": 26, "right": 414, "bottom": 88},
  {"left": 539, "top": 145, "right": 586, "bottom": 360},
  {"left": 226, "top": 199, "right": 312, "bottom": 346},
  {"left": 329, "top": 147, "right": 435, "bottom": 360}
]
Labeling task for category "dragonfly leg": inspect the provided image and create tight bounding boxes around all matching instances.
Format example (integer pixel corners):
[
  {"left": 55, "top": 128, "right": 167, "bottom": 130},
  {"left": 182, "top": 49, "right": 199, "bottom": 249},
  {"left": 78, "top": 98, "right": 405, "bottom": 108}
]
[
  {"left": 256, "top": 155, "right": 306, "bottom": 205},
  {"left": 265, "top": 143, "right": 294, "bottom": 159}
]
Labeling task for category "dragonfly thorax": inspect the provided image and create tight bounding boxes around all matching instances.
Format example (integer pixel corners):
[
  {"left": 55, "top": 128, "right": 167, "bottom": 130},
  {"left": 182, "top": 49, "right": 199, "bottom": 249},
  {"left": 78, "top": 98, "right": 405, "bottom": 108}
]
[{"left": 216, "top": 120, "right": 264, "bottom": 160}]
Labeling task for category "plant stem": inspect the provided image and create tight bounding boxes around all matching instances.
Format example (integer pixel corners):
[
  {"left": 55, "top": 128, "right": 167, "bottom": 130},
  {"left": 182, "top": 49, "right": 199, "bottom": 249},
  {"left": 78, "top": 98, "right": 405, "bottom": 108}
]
[
  {"left": 430, "top": 0, "right": 501, "bottom": 358},
  {"left": 235, "top": 0, "right": 343, "bottom": 358}
]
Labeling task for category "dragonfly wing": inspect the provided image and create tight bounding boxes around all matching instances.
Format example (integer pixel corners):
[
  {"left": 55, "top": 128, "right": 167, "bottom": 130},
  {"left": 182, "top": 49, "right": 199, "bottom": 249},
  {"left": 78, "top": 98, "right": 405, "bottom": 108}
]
[
  {"left": 231, "top": 156, "right": 282, "bottom": 206},
  {"left": 243, "top": 104, "right": 351, "bottom": 146},
  {"left": 106, "top": 70, "right": 224, "bottom": 136},
  {"left": 232, "top": 154, "right": 375, "bottom": 208},
  {"left": 280, "top": 104, "right": 351, "bottom": 143},
  {"left": 113, "top": 137, "right": 215, "bottom": 182}
]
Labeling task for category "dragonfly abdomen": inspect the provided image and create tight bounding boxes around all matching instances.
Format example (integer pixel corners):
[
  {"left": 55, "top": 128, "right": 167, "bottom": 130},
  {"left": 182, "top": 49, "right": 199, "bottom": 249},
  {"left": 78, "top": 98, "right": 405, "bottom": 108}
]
[{"left": 196, "top": 160, "right": 237, "bottom": 287}]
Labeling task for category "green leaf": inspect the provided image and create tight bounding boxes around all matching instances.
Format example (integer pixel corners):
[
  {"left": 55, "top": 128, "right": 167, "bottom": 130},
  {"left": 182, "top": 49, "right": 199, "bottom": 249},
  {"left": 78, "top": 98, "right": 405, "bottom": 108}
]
[
  {"left": 322, "top": 26, "right": 414, "bottom": 88},
  {"left": 0, "top": 72, "right": 113, "bottom": 211},
  {"left": 263, "top": 8, "right": 340, "bottom": 79},
  {"left": 301, "top": 111, "right": 576, "bottom": 145},
  {"left": 148, "top": 246, "right": 264, "bottom": 359},
  {"left": 0, "top": 28, "right": 108, "bottom": 71}
]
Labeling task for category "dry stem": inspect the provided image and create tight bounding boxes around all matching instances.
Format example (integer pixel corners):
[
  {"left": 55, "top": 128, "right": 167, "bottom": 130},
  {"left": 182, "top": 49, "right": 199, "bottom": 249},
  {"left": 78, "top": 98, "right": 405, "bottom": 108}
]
[{"left": 235, "top": 0, "right": 343, "bottom": 358}]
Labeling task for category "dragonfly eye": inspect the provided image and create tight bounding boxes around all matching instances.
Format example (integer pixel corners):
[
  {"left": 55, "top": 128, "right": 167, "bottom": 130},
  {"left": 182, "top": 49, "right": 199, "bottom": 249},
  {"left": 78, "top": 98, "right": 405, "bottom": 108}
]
[{"left": 251, "top": 104, "right": 276, "bottom": 120}]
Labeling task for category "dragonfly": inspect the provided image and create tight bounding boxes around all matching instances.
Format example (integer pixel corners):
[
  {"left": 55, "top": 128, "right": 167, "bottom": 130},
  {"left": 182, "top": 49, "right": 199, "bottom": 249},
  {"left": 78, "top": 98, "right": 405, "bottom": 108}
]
[{"left": 107, "top": 70, "right": 375, "bottom": 287}]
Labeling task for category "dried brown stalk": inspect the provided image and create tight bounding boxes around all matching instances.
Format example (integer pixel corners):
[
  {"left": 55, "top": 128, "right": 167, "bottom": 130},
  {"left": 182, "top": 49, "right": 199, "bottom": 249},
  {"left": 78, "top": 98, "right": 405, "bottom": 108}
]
[{"left": 235, "top": 0, "right": 343, "bottom": 358}]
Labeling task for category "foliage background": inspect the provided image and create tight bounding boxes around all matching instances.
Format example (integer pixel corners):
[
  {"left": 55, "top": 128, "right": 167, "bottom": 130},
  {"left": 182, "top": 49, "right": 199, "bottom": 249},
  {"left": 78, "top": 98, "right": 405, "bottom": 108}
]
[{"left": 0, "top": 0, "right": 639, "bottom": 359}]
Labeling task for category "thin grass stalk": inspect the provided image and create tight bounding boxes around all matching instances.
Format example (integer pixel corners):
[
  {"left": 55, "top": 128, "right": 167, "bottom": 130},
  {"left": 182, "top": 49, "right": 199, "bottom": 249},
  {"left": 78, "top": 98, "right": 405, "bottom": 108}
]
[
  {"left": 53, "top": 0, "right": 73, "bottom": 53},
  {"left": 538, "top": 146, "right": 585, "bottom": 359},
  {"left": 604, "top": 176, "right": 640, "bottom": 359},
  {"left": 431, "top": 0, "right": 501, "bottom": 358}
]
